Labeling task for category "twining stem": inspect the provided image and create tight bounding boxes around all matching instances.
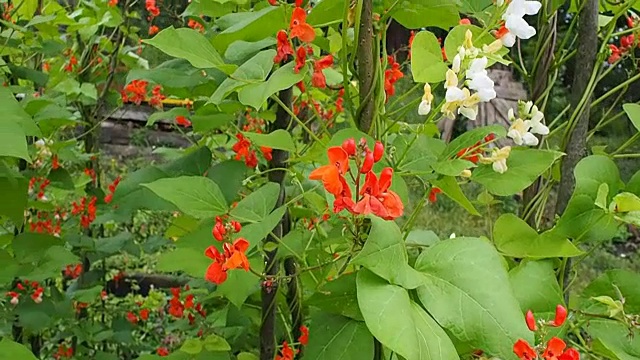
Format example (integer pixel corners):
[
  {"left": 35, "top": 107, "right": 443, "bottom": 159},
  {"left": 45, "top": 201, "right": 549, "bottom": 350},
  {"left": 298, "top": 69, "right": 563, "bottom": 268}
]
[{"left": 356, "top": 0, "right": 375, "bottom": 133}]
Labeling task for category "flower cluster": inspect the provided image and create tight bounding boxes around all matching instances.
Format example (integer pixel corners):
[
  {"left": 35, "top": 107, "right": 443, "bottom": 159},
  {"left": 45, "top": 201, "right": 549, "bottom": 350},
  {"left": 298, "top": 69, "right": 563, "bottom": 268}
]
[
  {"left": 275, "top": 325, "right": 309, "bottom": 360},
  {"left": 312, "top": 55, "right": 333, "bottom": 88},
  {"left": 104, "top": 176, "right": 121, "bottom": 204},
  {"left": 63, "top": 264, "right": 83, "bottom": 279},
  {"left": 84, "top": 167, "right": 97, "bottom": 185},
  {"left": 146, "top": 0, "right": 160, "bottom": 18},
  {"left": 608, "top": 15, "right": 639, "bottom": 64},
  {"left": 121, "top": 80, "right": 165, "bottom": 108},
  {"left": 53, "top": 344, "right": 73, "bottom": 360},
  {"left": 232, "top": 133, "right": 273, "bottom": 168},
  {"left": 204, "top": 217, "right": 249, "bottom": 285},
  {"left": 188, "top": 18, "right": 205, "bottom": 33},
  {"left": 29, "top": 177, "right": 51, "bottom": 201},
  {"left": 495, "top": 0, "right": 542, "bottom": 47},
  {"left": 2, "top": 3, "right": 13, "bottom": 21},
  {"left": 309, "top": 138, "right": 403, "bottom": 220},
  {"left": 34, "top": 138, "right": 55, "bottom": 169},
  {"left": 514, "top": 305, "right": 579, "bottom": 360},
  {"left": 64, "top": 55, "right": 78, "bottom": 73},
  {"left": 384, "top": 56, "right": 404, "bottom": 100},
  {"left": 507, "top": 100, "right": 549, "bottom": 146},
  {"left": 6, "top": 280, "right": 45, "bottom": 305},
  {"left": 71, "top": 196, "right": 97, "bottom": 228}
]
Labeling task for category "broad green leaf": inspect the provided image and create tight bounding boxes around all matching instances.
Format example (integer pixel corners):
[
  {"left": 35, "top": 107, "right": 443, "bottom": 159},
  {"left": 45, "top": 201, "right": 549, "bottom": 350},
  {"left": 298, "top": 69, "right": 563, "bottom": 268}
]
[
  {"left": 415, "top": 237, "right": 533, "bottom": 358},
  {"left": 431, "top": 159, "right": 475, "bottom": 177},
  {"left": 192, "top": 113, "right": 236, "bottom": 133},
  {"left": 459, "top": 0, "right": 493, "bottom": 14},
  {"left": 588, "top": 320, "right": 640, "bottom": 360},
  {"left": 238, "top": 62, "right": 306, "bottom": 109},
  {"left": 0, "top": 176, "right": 28, "bottom": 225},
  {"left": 207, "top": 160, "right": 247, "bottom": 204},
  {"left": 145, "top": 27, "right": 233, "bottom": 73},
  {"left": 304, "top": 311, "right": 374, "bottom": 360},
  {"left": 431, "top": 176, "right": 480, "bottom": 216},
  {"left": 237, "top": 353, "right": 258, "bottom": 360},
  {"left": 582, "top": 270, "right": 640, "bottom": 314},
  {"left": 215, "top": 255, "right": 262, "bottom": 308},
  {"left": 27, "top": 246, "right": 80, "bottom": 281},
  {"left": 472, "top": 149, "right": 564, "bottom": 196},
  {"left": 237, "top": 206, "right": 286, "bottom": 250},
  {"left": 0, "top": 116, "right": 29, "bottom": 161},
  {"left": 230, "top": 183, "right": 280, "bottom": 223},
  {"left": 307, "top": 272, "right": 363, "bottom": 321},
  {"left": 612, "top": 192, "right": 640, "bottom": 212},
  {"left": 158, "top": 146, "right": 212, "bottom": 177},
  {"left": 395, "top": 135, "right": 445, "bottom": 173},
  {"left": 596, "top": 183, "right": 610, "bottom": 209},
  {"left": 12, "top": 232, "right": 64, "bottom": 263},
  {"left": 242, "top": 129, "right": 295, "bottom": 152},
  {"left": 224, "top": 38, "right": 276, "bottom": 63},
  {"left": 146, "top": 107, "right": 190, "bottom": 126},
  {"left": 441, "top": 125, "right": 506, "bottom": 160},
  {"left": 444, "top": 25, "right": 506, "bottom": 63},
  {"left": 509, "top": 260, "right": 564, "bottom": 315},
  {"left": 351, "top": 217, "right": 425, "bottom": 289},
  {"left": 213, "top": 6, "right": 287, "bottom": 53},
  {"left": 623, "top": 103, "right": 640, "bottom": 132},
  {"left": 210, "top": 50, "right": 276, "bottom": 104},
  {"left": 390, "top": 0, "right": 459, "bottom": 30},
  {"left": 574, "top": 155, "right": 622, "bottom": 200},
  {"left": 307, "top": 0, "right": 344, "bottom": 25},
  {"left": 157, "top": 247, "right": 211, "bottom": 277},
  {"left": 411, "top": 31, "right": 448, "bottom": 83},
  {"left": 551, "top": 194, "right": 620, "bottom": 243},
  {"left": 181, "top": 339, "right": 203, "bottom": 354},
  {"left": 357, "top": 269, "right": 458, "bottom": 360},
  {"left": 142, "top": 176, "right": 228, "bottom": 219},
  {"left": 493, "top": 214, "right": 583, "bottom": 258},
  {"left": 626, "top": 169, "right": 640, "bottom": 196},
  {"left": 203, "top": 334, "right": 231, "bottom": 351},
  {"left": 0, "top": 250, "right": 18, "bottom": 284},
  {"left": 0, "top": 338, "right": 38, "bottom": 359}
]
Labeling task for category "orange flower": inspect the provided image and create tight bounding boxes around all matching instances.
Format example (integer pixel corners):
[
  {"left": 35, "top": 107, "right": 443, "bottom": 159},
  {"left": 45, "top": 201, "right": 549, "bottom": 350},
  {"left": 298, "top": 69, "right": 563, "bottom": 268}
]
[
  {"left": 223, "top": 238, "right": 250, "bottom": 271},
  {"left": 107, "top": 0, "right": 118, "bottom": 6},
  {"left": 274, "top": 30, "right": 294, "bottom": 63},
  {"left": 290, "top": 7, "right": 315, "bottom": 43},
  {"left": 204, "top": 246, "right": 228, "bottom": 285},
  {"left": 513, "top": 339, "right": 537, "bottom": 360},
  {"left": 353, "top": 168, "right": 403, "bottom": 220},
  {"left": 275, "top": 341, "right": 295, "bottom": 360},
  {"left": 156, "top": 347, "right": 169, "bottom": 356},
  {"left": 543, "top": 337, "right": 566, "bottom": 360},
  {"left": 294, "top": 46, "right": 307, "bottom": 73},
  {"left": 311, "top": 54, "right": 333, "bottom": 88},
  {"left": 148, "top": 25, "right": 159, "bottom": 35},
  {"left": 124, "top": 79, "right": 148, "bottom": 105},
  {"left": 559, "top": 348, "right": 580, "bottom": 360},
  {"left": 299, "top": 325, "right": 309, "bottom": 346},
  {"left": 175, "top": 115, "right": 191, "bottom": 127},
  {"left": 140, "top": 308, "right": 149, "bottom": 320},
  {"left": 309, "top": 146, "right": 350, "bottom": 196},
  {"left": 383, "top": 56, "right": 403, "bottom": 99}
]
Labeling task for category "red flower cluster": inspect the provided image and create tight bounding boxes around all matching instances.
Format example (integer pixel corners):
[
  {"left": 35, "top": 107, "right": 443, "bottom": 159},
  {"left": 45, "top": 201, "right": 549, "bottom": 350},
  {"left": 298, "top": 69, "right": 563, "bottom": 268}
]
[
  {"left": 205, "top": 216, "right": 250, "bottom": 284},
  {"left": 336, "top": 88, "right": 344, "bottom": 113},
  {"left": 456, "top": 133, "right": 495, "bottom": 164},
  {"left": 104, "top": 176, "right": 121, "bottom": 204},
  {"left": 276, "top": 341, "right": 295, "bottom": 360},
  {"left": 84, "top": 167, "right": 97, "bottom": 185},
  {"left": 156, "top": 347, "right": 170, "bottom": 356},
  {"left": 64, "top": 264, "right": 82, "bottom": 279},
  {"left": 122, "top": 80, "right": 148, "bottom": 105},
  {"left": 290, "top": 6, "right": 315, "bottom": 43},
  {"left": 232, "top": 133, "right": 273, "bottom": 168},
  {"left": 175, "top": 115, "right": 191, "bottom": 127},
  {"left": 146, "top": 0, "right": 160, "bottom": 18},
  {"left": 6, "top": 280, "right": 44, "bottom": 305},
  {"left": 53, "top": 344, "right": 73, "bottom": 360},
  {"left": 71, "top": 196, "right": 97, "bottom": 228},
  {"left": 309, "top": 138, "right": 403, "bottom": 220},
  {"left": 312, "top": 55, "right": 333, "bottom": 88},
  {"left": 299, "top": 325, "right": 309, "bottom": 346},
  {"left": 514, "top": 305, "right": 578, "bottom": 360},
  {"left": 149, "top": 85, "right": 165, "bottom": 107},
  {"left": 188, "top": 19, "right": 204, "bottom": 33},
  {"left": 107, "top": 0, "right": 117, "bottom": 6},
  {"left": 243, "top": 111, "right": 266, "bottom": 132},
  {"left": 148, "top": 25, "right": 159, "bottom": 36},
  {"left": 608, "top": 17, "right": 639, "bottom": 64},
  {"left": 274, "top": 1, "right": 315, "bottom": 77},
  {"left": 383, "top": 56, "right": 403, "bottom": 100},
  {"left": 274, "top": 30, "right": 294, "bottom": 63},
  {"left": 28, "top": 209, "right": 65, "bottom": 236},
  {"left": 52, "top": 154, "right": 60, "bottom": 169},
  {"left": 29, "top": 177, "right": 51, "bottom": 200},
  {"left": 294, "top": 46, "right": 309, "bottom": 73},
  {"left": 2, "top": 3, "right": 14, "bottom": 21},
  {"left": 64, "top": 55, "right": 77, "bottom": 73},
  {"left": 428, "top": 187, "right": 441, "bottom": 203}
]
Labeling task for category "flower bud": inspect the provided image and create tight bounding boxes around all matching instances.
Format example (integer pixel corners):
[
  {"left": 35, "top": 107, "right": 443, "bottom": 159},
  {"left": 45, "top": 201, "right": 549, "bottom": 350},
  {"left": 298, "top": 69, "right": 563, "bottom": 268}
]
[
  {"left": 552, "top": 304, "right": 567, "bottom": 327},
  {"left": 360, "top": 151, "right": 374, "bottom": 173},
  {"left": 525, "top": 310, "right": 537, "bottom": 331},
  {"left": 373, "top": 141, "right": 384, "bottom": 162},
  {"left": 341, "top": 138, "right": 356, "bottom": 156},
  {"left": 232, "top": 221, "right": 242, "bottom": 233}
]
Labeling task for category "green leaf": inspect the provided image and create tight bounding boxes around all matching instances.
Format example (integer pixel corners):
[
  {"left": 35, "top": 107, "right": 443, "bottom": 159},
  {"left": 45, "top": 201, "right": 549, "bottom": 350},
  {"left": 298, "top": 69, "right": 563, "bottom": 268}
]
[
  {"left": 157, "top": 248, "right": 211, "bottom": 278},
  {"left": 203, "top": 334, "right": 231, "bottom": 352},
  {"left": 210, "top": 50, "right": 276, "bottom": 104},
  {"left": 493, "top": 214, "right": 583, "bottom": 258},
  {"left": 0, "top": 250, "right": 18, "bottom": 284},
  {"left": 431, "top": 159, "right": 474, "bottom": 177},
  {"left": 582, "top": 270, "right": 640, "bottom": 314},
  {"left": 351, "top": 217, "right": 425, "bottom": 289},
  {"left": 48, "top": 168, "right": 75, "bottom": 190},
  {"left": 145, "top": 27, "right": 233, "bottom": 73},
  {"left": 415, "top": 237, "right": 533, "bottom": 358},
  {"left": 0, "top": 115, "right": 29, "bottom": 161},
  {"left": 180, "top": 339, "right": 203, "bottom": 355},
  {"left": 459, "top": 0, "right": 493, "bottom": 14},
  {"left": 142, "top": 176, "right": 228, "bottom": 219},
  {"left": 390, "top": 0, "right": 459, "bottom": 30},
  {"left": 146, "top": 107, "right": 190, "bottom": 126},
  {"left": 304, "top": 311, "right": 374, "bottom": 360},
  {"left": 307, "top": 272, "right": 363, "bottom": 321},
  {"left": 551, "top": 194, "right": 620, "bottom": 243},
  {"left": 472, "top": 149, "right": 564, "bottom": 196},
  {"left": 242, "top": 129, "right": 295, "bottom": 152},
  {"left": 237, "top": 206, "right": 287, "bottom": 250},
  {"left": 509, "top": 260, "right": 564, "bottom": 314},
  {"left": 237, "top": 353, "right": 258, "bottom": 360},
  {"left": 213, "top": 6, "right": 287, "bottom": 53},
  {"left": 596, "top": 183, "right": 610, "bottom": 209},
  {"left": 230, "top": 183, "right": 280, "bottom": 223},
  {"left": 431, "top": 176, "right": 480, "bottom": 216},
  {"left": 396, "top": 135, "right": 445, "bottom": 173},
  {"left": 307, "top": 0, "right": 344, "bottom": 26},
  {"left": 0, "top": 79, "right": 40, "bottom": 137},
  {"left": 12, "top": 232, "right": 64, "bottom": 263},
  {"left": 238, "top": 61, "right": 306, "bottom": 109},
  {"left": 356, "top": 269, "right": 458, "bottom": 360},
  {"left": 588, "top": 320, "right": 640, "bottom": 359},
  {"left": 623, "top": 103, "right": 640, "bottom": 132},
  {"left": 411, "top": 31, "right": 448, "bottom": 83},
  {"left": 0, "top": 175, "right": 28, "bottom": 225},
  {"left": 0, "top": 338, "right": 38, "bottom": 359},
  {"left": 192, "top": 113, "right": 236, "bottom": 133},
  {"left": 215, "top": 255, "right": 262, "bottom": 308},
  {"left": 207, "top": 160, "right": 247, "bottom": 204},
  {"left": 612, "top": 192, "right": 640, "bottom": 212},
  {"left": 224, "top": 38, "right": 276, "bottom": 63},
  {"left": 441, "top": 125, "right": 506, "bottom": 160},
  {"left": 574, "top": 155, "right": 622, "bottom": 200}
]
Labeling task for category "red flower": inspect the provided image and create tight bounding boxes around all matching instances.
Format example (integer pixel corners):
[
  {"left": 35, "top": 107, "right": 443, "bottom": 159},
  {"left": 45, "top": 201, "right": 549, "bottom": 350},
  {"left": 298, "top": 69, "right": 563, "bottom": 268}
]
[
  {"left": 274, "top": 30, "right": 294, "bottom": 63},
  {"left": 299, "top": 325, "right": 309, "bottom": 346},
  {"left": 360, "top": 150, "right": 374, "bottom": 173},
  {"left": 294, "top": 46, "right": 307, "bottom": 73},
  {"left": 309, "top": 146, "right": 350, "bottom": 196},
  {"left": 64, "top": 55, "right": 77, "bottom": 72},
  {"left": 54, "top": 345, "right": 73, "bottom": 359},
  {"left": 64, "top": 264, "right": 83, "bottom": 279},
  {"left": 525, "top": 310, "right": 537, "bottom": 331},
  {"left": 513, "top": 339, "right": 537, "bottom": 360},
  {"left": 543, "top": 337, "right": 566, "bottom": 360},
  {"left": 261, "top": 146, "right": 273, "bottom": 161},
  {"left": 188, "top": 19, "right": 204, "bottom": 32},
  {"left": 124, "top": 79, "right": 148, "bottom": 105},
  {"left": 353, "top": 168, "right": 404, "bottom": 220},
  {"left": 276, "top": 341, "right": 295, "bottom": 360},
  {"left": 148, "top": 25, "right": 159, "bottom": 35},
  {"left": 341, "top": 138, "right": 356, "bottom": 156},
  {"left": 383, "top": 56, "right": 403, "bottom": 100},
  {"left": 127, "top": 311, "right": 138, "bottom": 325},
  {"left": 428, "top": 187, "right": 441, "bottom": 203},
  {"left": 108, "top": 0, "right": 118, "bottom": 6},
  {"left": 222, "top": 238, "right": 250, "bottom": 271},
  {"left": 149, "top": 85, "right": 165, "bottom": 108},
  {"left": 146, "top": 0, "right": 160, "bottom": 17},
  {"left": 52, "top": 155, "right": 59, "bottom": 169},
  {"left": 212, "top": 217, "right": 226, "bottom": 241},
  {"left": 290, "top": 7, "right": 315, "bottom": 43},
  {"left": 205, "top": 246, "right": 228, "bottom": 285},
  {"left": 552, "top": 305, "right": 567, "bottom": 327},
  {"left": 409, "top": 30, "right": 415, "bottom": 50},
  {"left": 175, "top": 115, "right": 192, "bottom": 127},
  {"left": 620, "top": 34, "right": 635, "bottom": 49},
  {"left": 268, "top": 0, "right": 277, "bottom": 5},
  {"left": 459, "top": 18, "right": 471, "bottom": 25},
  {"left": 372, "top": 141, "right": 384, "bottom": 162},
  {"left": 336, "top": 89, "right": 344, "bottom": 112},
  {"left": 140, "top": 308, "right": 149, "bottom": 321},
  {"left": 157, "top": 347, "right": 170, "bottom": 356},
  {"left": 559, "top": 348, "right": 580, "bottom": 360},
  {"left": 311, "top": 54, "right": 333, "bottom": 88}
]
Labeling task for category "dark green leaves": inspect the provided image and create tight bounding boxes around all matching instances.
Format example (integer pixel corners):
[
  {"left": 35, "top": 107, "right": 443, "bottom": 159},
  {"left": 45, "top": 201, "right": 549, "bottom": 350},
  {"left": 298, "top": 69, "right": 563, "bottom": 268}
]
[
  {"left": 304, "top": 311, "right": 374, "bottom": 360},
  {"left": 142, "top": 176, "right": 228, "bottom": 219}
]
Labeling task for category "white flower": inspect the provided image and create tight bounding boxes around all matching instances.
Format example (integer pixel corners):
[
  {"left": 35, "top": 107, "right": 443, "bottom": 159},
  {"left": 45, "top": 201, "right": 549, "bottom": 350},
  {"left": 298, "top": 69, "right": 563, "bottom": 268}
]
[
  {"left": 482, "top": 146, "right": 511, "bottom": 174},
  {"left": 508, "top": 118, "right": 539, "bottom": 146},
  {"left": 10, "top": 296, "right": 19, "bottom": 305},
  {"left": 446, "top": 86, "right": 466, "bottom": 102},
  {"left": 418, "top": 83, "right": 433, "bottom": 116},
  {"left": 452, "top": 54, "right": 462, "bottom": 73},
  {"left": 466, "top": 57, "right": 496, "bottom": 102},
  {"left": 449, "top": 233, "right": 456, "bottom": 239},
  {"left": 35, "top": 139, "right": 46, "bottom": 148},
  {"left": 528, "top": 107, "right": 549, "bottom": 135},
  {"left": 501, "top": 0, "right": 542, "bottom": 45},
  {"left": 493, "top": 157, "right": 509, "bottom": 174}
]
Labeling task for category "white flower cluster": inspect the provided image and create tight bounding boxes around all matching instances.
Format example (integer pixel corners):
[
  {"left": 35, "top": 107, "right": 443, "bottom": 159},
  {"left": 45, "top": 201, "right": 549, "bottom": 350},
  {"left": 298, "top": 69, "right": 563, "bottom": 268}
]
[
  {"left": 497, "top": 0, "right": 542, "bottom": 47},
  {"left": 506, "top": 101, "right": 549, "bottom": 146}
]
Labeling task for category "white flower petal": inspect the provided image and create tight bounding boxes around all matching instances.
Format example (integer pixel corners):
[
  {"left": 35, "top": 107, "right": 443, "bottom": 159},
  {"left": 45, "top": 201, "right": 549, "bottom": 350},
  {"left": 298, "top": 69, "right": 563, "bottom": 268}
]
[
  {"left": 459, "top": 106, "right": 477, "bottom": 120},
  {"left": 522, "top": 132, "right": 539, "bottom": 146},
  {"left": 418, "top": 99, "right": 431, "bottom": 115},
  {"left": 445, "top": 87, "right": 466, "bottom": 102},
  {"left": 493, "top": 159, "right": 508, "bottom": 174}
]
